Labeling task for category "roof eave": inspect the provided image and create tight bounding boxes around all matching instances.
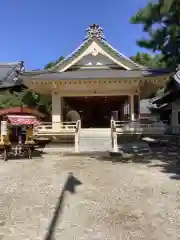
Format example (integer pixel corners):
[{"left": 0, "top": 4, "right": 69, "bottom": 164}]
[{"left": 21, "top": 70, "right": 171, "bottom": 81}]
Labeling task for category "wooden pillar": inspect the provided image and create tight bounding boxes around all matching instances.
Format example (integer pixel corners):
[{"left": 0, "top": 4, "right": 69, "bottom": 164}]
[
  {"left": 52, "top": 93, "right": 63, "bottom": 131},
  {"left": 134, "top": 95, "right": 140, "bottom": 121},
  {"left": 129, "top": 95, "right": 135, "bottom": 121},
  {"left": 138, "top": 95, "right": 140, "bottom": 120}
]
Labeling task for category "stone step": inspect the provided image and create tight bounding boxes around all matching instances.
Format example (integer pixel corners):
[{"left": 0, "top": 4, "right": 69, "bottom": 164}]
[
  {"left": 79, "top": 128, "right": 111, "bottom": 152},
  {"left": 81, "top": 128, "right": 111, "bottom": 131},
  {"left": 80, "top": 128, "right": 111, "bottom": 136},
  {"left": 79, "top": 143, "right": 111, "bottom": 152},
  {"left": 36, "top": 128, "right": 112, "bottom": 153}
]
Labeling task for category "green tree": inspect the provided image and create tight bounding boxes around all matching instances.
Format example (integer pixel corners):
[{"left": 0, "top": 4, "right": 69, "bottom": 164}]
[
  {"left": 7, "top": 56, "right": 65, "bottom": 113},
  {"left": 0, "top": 56, "right": 62, "bottom": 115},
  {"left": 0, "top": 90, "right": 23, "bottom": 108},
  {"left": 40, "top": 56, "right": 65, "bottom": 113},
  {"left": 21, "top": 89, "right": 52, "bottom": 114},
  {"left": 130, "top": 52, "right": 168, "bottom": 98},
  {"left": 130, "top": 0, "right": 180, "bottom": 69},
  {"left": 44, "top": 56, "right": 64, "bottom": 70},
  {"left": 0, "top": 88, "right": 51, "bottom": 116},
  {"left": 130, "top": 52, "right": 167, "bottom": 68},
  {"left": 39, "top": 56, "right": 65, "bottom": 112}
]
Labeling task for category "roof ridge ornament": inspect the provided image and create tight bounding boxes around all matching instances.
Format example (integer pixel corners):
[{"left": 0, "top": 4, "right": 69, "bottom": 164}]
[{"left": 84, "top": 24, "right": 106, "bottom": 41}]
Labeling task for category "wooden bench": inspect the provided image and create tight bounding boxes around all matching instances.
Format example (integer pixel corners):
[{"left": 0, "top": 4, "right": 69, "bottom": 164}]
[{"left": 34, "top": 120, "right": 81, "bottom": 152}]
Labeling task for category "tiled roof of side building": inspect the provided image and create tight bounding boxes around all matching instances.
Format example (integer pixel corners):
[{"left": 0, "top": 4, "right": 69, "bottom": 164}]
[
  {"left": 0, "top": 61, "right": 24, "bottom": 88},
  {"left": 151, "top": 68, "right": 180, "bottom": 105}
]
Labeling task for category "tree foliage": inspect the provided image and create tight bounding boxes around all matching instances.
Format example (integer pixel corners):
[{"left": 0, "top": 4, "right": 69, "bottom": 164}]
[
  {"left": 130, "top": 0, "right": 180, "bottom": 69},
  {"left": 130, "top": 52, "right": 168, "bottom": 98},
  {"left": 0, "top": 89, "right": 52, "bottom": 114},
  {"left": 44, "top": 56, "right": 64, "bottom": 70},
  {"left": 0, "top": 90, "right": 23, "bottom": 108},
  {"left": 130, "top": 52, "right": 167, "bottom": 68},
  {"left": 0, "top": 56, "right": 65, "bottom": 113},
  {"left": 21, "top": 89, "right": 52, "bottom": 113}
]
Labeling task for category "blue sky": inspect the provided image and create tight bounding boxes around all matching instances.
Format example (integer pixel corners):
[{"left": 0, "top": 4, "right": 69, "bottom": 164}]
[{"left": 0, "top": 0, "right": 149, "bottom": 70}]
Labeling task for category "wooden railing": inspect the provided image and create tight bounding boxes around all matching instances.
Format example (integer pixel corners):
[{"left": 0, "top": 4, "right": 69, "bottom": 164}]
[
  {"left": 111, "top": 120, "right": 167, "bottom": 152},
  {"left": 36, "top": 121, "right": 78, "bottom": 132},
  {"left": 34, "top": 120, "right": 81, "bottom": 152}
]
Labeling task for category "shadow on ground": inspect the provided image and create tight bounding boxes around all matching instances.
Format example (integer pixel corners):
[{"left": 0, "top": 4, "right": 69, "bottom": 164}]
[
  {"left": 44, "top": 173, "right": 82, "bottom": 240},
  {"left": 0, "top": 149, "right": 46, "bottom": 161},
  {"left": 61, "top": 146, "right": 180, "bottom": 180},
  {"left": 91, "top": 146, "right": 180, "bottom": 180}
]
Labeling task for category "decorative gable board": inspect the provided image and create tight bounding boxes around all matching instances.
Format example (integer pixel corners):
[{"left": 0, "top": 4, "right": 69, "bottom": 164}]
[
  {"left": 68, "top": 52, "right": 126, "bottom": 70},
  {"left": 57, "top": 41, "right": 131, "bottom": 72}
]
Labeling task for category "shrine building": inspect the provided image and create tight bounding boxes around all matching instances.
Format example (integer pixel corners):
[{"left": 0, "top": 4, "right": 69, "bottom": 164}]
[{"left": 22, "top": 24, "right": 172, "bottom": 129}]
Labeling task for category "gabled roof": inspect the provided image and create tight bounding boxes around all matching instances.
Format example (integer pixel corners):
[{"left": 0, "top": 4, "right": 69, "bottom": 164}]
[
  {"left": 52, "top": 37, "right": 144, "bottom": 71},
  {"left": 52, "top": 24, "right": 146, "bottom": 71},
  {"left": 23, "top": 24, "right": 146, "bottom": 76},
  {"left": 0, "top": 61, "right": 24, "bottom": 88}
]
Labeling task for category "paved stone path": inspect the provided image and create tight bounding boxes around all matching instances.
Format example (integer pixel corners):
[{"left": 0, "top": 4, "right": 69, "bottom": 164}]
[{"left": 0, "top": 153, "right": 179, "bottom": 239}]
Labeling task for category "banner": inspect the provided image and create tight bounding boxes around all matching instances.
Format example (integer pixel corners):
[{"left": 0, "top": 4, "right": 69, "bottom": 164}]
[{"left": 1, "top": 121, "right": 8, "bottom": 135}]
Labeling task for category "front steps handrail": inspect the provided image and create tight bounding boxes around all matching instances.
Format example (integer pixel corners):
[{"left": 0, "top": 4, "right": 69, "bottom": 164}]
[
  {"left": 75, "top": 120, "right": 81, "bottom": 152},
  {"left": 34, "top": 120, "right": 81, "bottom": 152},
  {"left": 111, "top": 120, "right": 167, "bottom": 134},
  {"left": 110, "top": 120, "right": 168, "bottom": 152},
  {"left": 110, "top": 119, "right": 118, "bottom": 152}
]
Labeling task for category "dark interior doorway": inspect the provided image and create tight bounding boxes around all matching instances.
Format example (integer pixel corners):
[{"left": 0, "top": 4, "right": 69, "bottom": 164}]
[{"left": 64, "top": 96, "right": 128, "bottom": 128}]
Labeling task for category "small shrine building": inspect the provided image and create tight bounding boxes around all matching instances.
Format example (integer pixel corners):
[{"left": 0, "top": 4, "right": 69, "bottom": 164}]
[{"left": 22, "top": 24, "right": 172, "bottom": 129}]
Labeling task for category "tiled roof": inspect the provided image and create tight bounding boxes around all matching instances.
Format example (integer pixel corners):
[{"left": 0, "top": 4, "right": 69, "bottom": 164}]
[
  {"left": 47, "top": 37, "right": 145, "bottom": 72},
  {"left": 99, "top": 39, "right": 145, "bottom": 69},
  {"left": 0, "top": 61, "right": 24, "bottom": 88},
  {"left": 51, "top": 37, "right": 144, "bottom": 71},
  {"left": 23, "top": 68, "right": 172, "bottom": 80}
]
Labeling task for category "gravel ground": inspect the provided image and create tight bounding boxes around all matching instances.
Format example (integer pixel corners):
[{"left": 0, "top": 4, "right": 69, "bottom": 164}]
[{"left": 0, "top": 153, "right": 179, "bottom": 240}]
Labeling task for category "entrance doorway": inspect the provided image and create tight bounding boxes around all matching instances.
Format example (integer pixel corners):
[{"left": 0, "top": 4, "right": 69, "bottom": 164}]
[{"left": 64, "top": 96, "right": 128, "bottom": 128}]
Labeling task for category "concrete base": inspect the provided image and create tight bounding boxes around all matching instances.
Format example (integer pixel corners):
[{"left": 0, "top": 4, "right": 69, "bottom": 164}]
[
  {"left": 117, "top": 134, "right": 150, "bottom": 153},
  {"left": 117, "top": 134, "right": 170, "bottom": 145},
  {"left": 36, "top": 134, "right": 75, "bottom": 144},
  {"left": 117, "top": 134, "right": 141, "bottom": 144}
]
